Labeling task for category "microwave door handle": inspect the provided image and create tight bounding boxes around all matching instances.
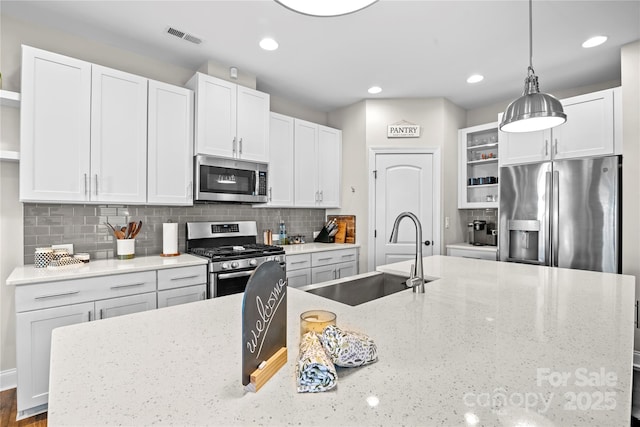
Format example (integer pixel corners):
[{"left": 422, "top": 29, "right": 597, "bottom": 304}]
[{"left": 255, "top": 170, "right": 260, "bottom": 196}]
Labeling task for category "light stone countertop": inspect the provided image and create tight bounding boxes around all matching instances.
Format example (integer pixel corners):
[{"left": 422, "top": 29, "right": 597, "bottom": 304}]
[
  {"left": 47, "top": 256, "right": 635, "bottom": 426},
  {"left": 6, "top": 254, "right": 208, "bottom": 286},
  {"left": 445, "top": 242, "right": 498, "bottom": 252},
  {"left": 281, "top": 242, "right": 360, "bottom": 255}
]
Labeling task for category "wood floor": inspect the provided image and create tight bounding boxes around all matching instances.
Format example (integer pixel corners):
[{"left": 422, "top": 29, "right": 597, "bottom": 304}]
[{"left": 0, "top": 389, "right": 47, "bottom": 427}]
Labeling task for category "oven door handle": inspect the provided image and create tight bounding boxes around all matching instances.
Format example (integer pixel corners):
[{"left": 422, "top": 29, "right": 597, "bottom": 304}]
[{"left": 217, "top": 270, "right": 254, "bottom": 280}]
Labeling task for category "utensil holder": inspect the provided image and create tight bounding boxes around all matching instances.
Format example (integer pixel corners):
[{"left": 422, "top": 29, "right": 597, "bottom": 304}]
[{"left": 116, "top": 239, "right": 135, "bottom": 260}]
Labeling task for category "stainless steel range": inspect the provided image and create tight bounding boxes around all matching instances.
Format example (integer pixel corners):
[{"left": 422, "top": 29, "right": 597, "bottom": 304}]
[{"left": 186, "top": 221, "right": 286, "bottom": 298}]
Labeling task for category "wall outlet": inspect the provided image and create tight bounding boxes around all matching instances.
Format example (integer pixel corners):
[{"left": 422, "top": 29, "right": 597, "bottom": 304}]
[{"left": 445, "top": 216, "right": 450, "bottom": 229}]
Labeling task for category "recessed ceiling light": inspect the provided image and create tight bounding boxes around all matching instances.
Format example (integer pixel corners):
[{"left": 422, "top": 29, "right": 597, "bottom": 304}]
[
  {"left": 467, "top": 74, "right": 484, "bottom": 84},
  {"left": 368, "top": 86, "right": 382, "bottom": 94},
  {"left": 582, "top": 35, "right": 608, "bottom": 48},
  {"left": 259, "top": 38, "right": 279, "bottom": 51},
  {"left": 275, "top": 0, "right": 378, "bottom": 17}
]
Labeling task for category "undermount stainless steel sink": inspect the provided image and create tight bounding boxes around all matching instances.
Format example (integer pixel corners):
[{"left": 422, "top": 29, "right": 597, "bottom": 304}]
[{"left": 299, "top": 272, "right": 429, "bottom": 306}]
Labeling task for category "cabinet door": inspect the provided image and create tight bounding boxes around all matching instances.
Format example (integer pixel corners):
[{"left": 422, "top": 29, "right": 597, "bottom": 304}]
[
  {"left": 94, "top": 292, "right": 157, "bottom": 320},
  {"left": 336, "top": 261, "right": 357, "bottom": 280},
  {"left": 90, "top": 65, "right": 148, "bottom": 203},
  {"left": 552, "top": 90, "right": 615, "bottom": 160},
  {"left": 20, "top": 46, "right": 91, "bottom": 202},
  {"left": 294, "top": 119, "right": 319, "bottom": 207},
  {"left": 498, "top": 128, "right": 550, "bottom": 166},
  {"left": 317, "top": 125, "right": 342, "bottom": 208},
  {"left": 311, "top": 265, "right": 337, "bottom": 284},
  {"left": 236, "top": 85, "right": 270, "bottom": 162},
  {"left": 287, "top": 269, "right": 311, "bottom": 289},
  {"left": 266, "top": 113, "right": 295, "bottom": 206},
  {"left": 158, "top": 284, "right": 206, "bottom": 308},
  {"left": 147, "top": 80, "right": 194, "bottom": 205},
  {"left": 16, "top": 302, "right": 93, "bottom": 415},
  {"left": 191, "top": 73, "right": 236, "bottom": 158}
]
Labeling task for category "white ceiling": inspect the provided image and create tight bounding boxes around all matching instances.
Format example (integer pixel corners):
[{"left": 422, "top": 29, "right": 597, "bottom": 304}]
[{"left": 2, "top": 0, "right": 639, "bottom": 112}]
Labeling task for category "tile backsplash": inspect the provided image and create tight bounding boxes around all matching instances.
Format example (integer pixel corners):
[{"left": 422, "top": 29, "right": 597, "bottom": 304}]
[{"left": 23, "top": 203, "right": 326, "bottom": 264}]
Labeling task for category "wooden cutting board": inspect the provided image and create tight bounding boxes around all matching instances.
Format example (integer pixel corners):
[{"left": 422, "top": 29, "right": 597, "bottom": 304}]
[{"left": 327, "top": 215, "right": 355, "bottom": 244}]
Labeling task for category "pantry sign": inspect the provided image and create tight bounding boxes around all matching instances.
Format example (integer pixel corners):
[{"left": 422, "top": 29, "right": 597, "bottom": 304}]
[{"left": 387, "top": 120, "right": 421, "bottom": 138}]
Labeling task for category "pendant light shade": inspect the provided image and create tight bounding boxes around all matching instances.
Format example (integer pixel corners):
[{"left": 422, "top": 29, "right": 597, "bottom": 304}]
[
  {"left": 499, "top": 0, "right": 566, "bottom": 133},
  {"left": 275, "top": 0, "right": 378, "bottom": 17}
]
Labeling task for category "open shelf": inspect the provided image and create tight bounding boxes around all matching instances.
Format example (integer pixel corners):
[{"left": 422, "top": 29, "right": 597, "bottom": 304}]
[
  {"left": 467, "top": 142, "right": 498, "bottom": 151},
  {"left": 467, "top": 158, "right": 498, "bottom": 165},
  {"left": 0, "top": 90, "right": 21, "bottom": 107},
  {"left": 0, "top": 150, "right": 20, "bottom": 162}
]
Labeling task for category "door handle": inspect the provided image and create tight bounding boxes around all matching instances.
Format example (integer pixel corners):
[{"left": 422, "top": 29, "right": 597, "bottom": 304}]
[{"left": 423, "top": 241, "right": 431, "bottom": 246}]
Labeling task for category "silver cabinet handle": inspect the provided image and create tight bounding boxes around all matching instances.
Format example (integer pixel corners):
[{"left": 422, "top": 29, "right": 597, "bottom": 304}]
[
  {"left": 201, "top": 291, "right": 206, "bottom": 300},
  {"left": 239, "top": 137, "right": 243, "bottom": 155},
  {"left": 341, "top": 254, "right": 354, "bottom": 259},
  {"left": 269, "top": 187, "right": 272, "bottom": 202},
  {"left": 318, "top": 257, "right": 333, "bottom": 261},
  {"left": 554, "top": 139, "right": 558, "bottom": 155},
  {"left": 319, "top": 190, "right": 323, "bottom": 201},
  {"left": 35, "top": 290, "right": 80, "bottom": 300},
  {"left": 636, "top": 300, "right": 638, "bottom": 328},
  {"left": 88, "top": 310, "right": 92, "bottom": 321},
  {"left": 315, "top": 191, "right": 319, "bottom": 202},
  {"left": 232, "top": 137, "right": 237, "bottom": 157},
  {"left": 545, "top": 140, "right": 549, "bottom": 157},
  {"left": 170, "top": 275, "right": 199, "bottom": 281},
  {"left": 187, "top": 181, "right": 193, "bottom": 198},
  {"left": 84, "top": 173, "right": 88, "bottom": 196},
  {"left": 290, "top": 261, "right": 307, "bottom": 265},
  {"left": 218, "top": 270, "right": 253, "bottom": 279},
  {"left": 110, "top": 282, "right": 146, "bottom": 290},
  {"left": 99, "top": 308, "right": 103, "bottom": 319},
  {"left": 94, "top": 174, "right": 99, "bottom": 196}
]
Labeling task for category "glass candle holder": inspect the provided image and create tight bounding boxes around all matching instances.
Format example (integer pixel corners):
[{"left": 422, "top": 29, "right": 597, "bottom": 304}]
[{"left": 300, "top": 310, "right": 336, "bottom": 337}]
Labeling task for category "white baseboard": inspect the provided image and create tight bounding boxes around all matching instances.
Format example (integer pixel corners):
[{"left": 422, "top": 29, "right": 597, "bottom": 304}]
[{"left": 0, "top": 368, "right": 17, "bottom": 391}]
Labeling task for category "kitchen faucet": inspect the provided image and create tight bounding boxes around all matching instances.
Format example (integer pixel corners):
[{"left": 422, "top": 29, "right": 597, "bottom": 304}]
[{"left": 389, "top": 212, "right": 425, "bottom": 293}]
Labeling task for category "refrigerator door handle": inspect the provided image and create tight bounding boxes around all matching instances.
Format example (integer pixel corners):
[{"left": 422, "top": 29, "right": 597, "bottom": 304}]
[
  {"left": 552, "top": 170, "right": 560, "bottom": 267},
  {"left": 544, "top": 171, "right": 552, "bottom": 266}
]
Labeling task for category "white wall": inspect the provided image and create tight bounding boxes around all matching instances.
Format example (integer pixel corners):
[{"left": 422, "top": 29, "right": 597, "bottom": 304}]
[
  {"left": 328, "top": 98, "right": 466, "bottom": 272},
  {"left": 621, "top": 41, "right": 640, "bottom": 349}
]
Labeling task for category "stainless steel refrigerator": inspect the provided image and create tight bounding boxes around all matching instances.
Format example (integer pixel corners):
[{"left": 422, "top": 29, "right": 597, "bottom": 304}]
[{"left": 498, "top": 155, "right": 621, "bottom": 273}]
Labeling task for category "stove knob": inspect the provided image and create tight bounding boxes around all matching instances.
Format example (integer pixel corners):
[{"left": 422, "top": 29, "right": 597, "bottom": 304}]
[
  {"left": 231, "top": 261, "right": 240, "bottom": 268},
  {"left": 222, "top": 263, "right": 230, "bottom": 270},
  {"left": 249, "top": 259, "right": 257, "bottom": 266}
]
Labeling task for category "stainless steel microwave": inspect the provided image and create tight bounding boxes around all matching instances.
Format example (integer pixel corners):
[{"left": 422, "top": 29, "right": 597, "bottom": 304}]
[{"left": 194, "top": 155, "right": 268, "bottom": 203}]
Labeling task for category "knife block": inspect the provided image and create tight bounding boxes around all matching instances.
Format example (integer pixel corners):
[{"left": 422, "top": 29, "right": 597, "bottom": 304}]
[{"left": 313, "top": 227, "right": 335, "bottom": 243}]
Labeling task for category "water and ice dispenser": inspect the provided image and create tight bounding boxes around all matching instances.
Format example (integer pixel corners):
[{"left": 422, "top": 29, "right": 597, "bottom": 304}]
[{"left": 507, "top": 220, "right": 540, "bottom": 263}]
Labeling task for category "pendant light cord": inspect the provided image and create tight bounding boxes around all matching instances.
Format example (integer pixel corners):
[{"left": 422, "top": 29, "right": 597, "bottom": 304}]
[{"left": 528, "top": 0, "right": 535, "bottom": 76}]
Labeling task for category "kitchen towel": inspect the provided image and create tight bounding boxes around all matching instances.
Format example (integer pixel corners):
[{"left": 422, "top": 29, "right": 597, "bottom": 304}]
[
  {"left": 162, "top": 223, "right": 178, "bottom": 255},
  {"left": 296, "top": 332, "right": 337, "bottom": 393},
  {"left": 320, "top": 325, "right": 378, "bottom": 367}
]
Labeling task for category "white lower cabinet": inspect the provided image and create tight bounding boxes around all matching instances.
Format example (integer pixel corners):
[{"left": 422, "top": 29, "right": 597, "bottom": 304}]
[
  {"left": 158, "top": 285, "right": 207, "bottom": 308},
  {"left": 286, "top": 248, "right": 358, "bottom": 286},
  {"left": 15, "top": 302, "right": 93, "bottom": 417},
  {"left": 446, "top": 246, "right": 497, "bottom": 261},
  {"left": 14, "top": 264, "right": 206, "bottom": 419}
]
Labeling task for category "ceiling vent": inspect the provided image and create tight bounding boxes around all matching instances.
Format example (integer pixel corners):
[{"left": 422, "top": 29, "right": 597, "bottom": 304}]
[{"left": 165, "top": 26, "right": 203, "bottom": 45}]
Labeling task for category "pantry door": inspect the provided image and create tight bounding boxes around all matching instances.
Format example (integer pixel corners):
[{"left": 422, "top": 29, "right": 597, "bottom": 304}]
[{"left": 370, "top": 149, "right": 440, "bottom": 270}]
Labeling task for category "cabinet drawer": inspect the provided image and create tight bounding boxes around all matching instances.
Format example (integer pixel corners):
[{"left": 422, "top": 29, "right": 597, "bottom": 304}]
[
  {"left": 157, "top": 265, "right": 207, "bottom": 290},
  {"left": 311, "top": 248, "right": 357, "bottom": 267},
  {"left": 447, "top": 247, "right": 497, "bottom": 261},
  {"left": 16, "top": 271, "right": 156, "bottom": 312},
  {"left": 286, "top": 254, "right": 311, "bottom": 271}
]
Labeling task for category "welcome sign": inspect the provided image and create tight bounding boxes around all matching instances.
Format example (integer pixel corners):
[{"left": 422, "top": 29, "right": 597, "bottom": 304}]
[
  {"left": 241, "top": 261, "right": 287, "bottom": 390},
  {"left": 387, "top": 120, "right": 421, "bottom": 138}
]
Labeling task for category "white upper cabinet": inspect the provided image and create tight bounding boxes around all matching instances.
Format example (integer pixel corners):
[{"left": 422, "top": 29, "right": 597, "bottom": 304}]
[
  {"left": 266, "top": 112, "right": 295, "bottom": 206},
  {"left": 188, "top": 73, "right": 270, "bottom": 162},
  {"left": 499, "top": 88, "right": 620, "bottom": 166},
  {"left": 147, "top": 80, "right": 194, "bottom": 205},
  {"left": 90, "top": 65, "right": 148, "bottom": 203},
  {"left": 293, "top": 118, "right": 342, "bottom": 208},
  {"left": 317, "top": 125, "right": 341, "bottom": 207},
  {"left": 20, "top": 45, "right": 92, "bottom": 202}
]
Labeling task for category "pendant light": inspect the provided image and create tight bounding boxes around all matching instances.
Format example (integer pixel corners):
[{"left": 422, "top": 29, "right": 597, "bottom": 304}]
[
  {"left": 500, "top": 0, "right": 566, "bottom": 133},
  {"left": 275, "top": 0, "right": 378, "bottom": 17}
]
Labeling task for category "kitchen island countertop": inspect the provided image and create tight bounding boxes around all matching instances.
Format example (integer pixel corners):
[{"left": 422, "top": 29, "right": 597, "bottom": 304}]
[{"left": 47, "top": 256, "right": 635, "bottom": 426}]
